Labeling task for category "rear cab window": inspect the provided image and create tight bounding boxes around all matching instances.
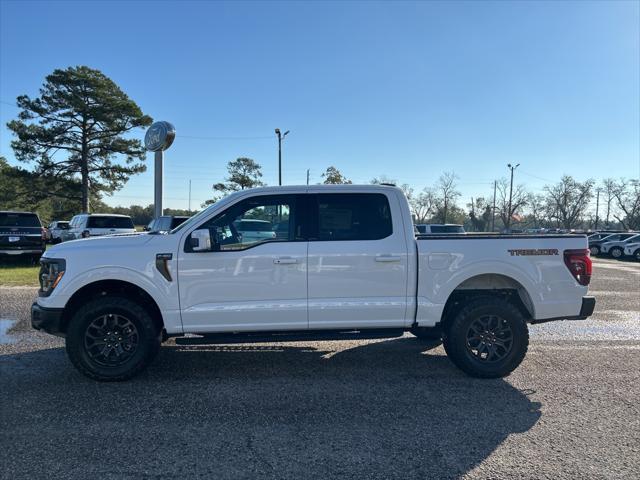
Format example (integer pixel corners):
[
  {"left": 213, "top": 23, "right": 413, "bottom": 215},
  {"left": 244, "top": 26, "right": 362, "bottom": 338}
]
[{"left": 312, "top": 193, "right": 392, "bottom": 241}]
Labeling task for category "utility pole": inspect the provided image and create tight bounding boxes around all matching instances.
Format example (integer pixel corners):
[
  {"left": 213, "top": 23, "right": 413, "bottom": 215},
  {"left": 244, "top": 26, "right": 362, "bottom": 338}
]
[
  {"left": 491, "top": 180, "right": 497, "bottom": 232},
  {"left": 594, "top": 188, "right": 601, "bottom": 230},
  {"left": 275, "top": 128, "right": 290, "bottom": 186},
  {"left": 507, "top": 163, "right": 520, "bottom": 231},
  {"left": 306, "top": 169, "right": 310, "bottom": 186},
  {"left": 188, "top": 179, "right": 192, "bottom": 212}
]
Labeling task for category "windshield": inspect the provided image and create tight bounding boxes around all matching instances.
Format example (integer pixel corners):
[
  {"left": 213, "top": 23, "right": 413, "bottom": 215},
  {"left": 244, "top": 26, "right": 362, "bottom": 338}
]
[
  {"left": 57, "top": 222, "right": 69, "bottom": 229},
  {"left": 170, "top": 203, "right": 217, "bottom": 234},
  {"left": 87, "top": 216, "right": 134, "bottom": 229},
  {"left": 0, "top": 212, "right": 41, "bottom": 227}
]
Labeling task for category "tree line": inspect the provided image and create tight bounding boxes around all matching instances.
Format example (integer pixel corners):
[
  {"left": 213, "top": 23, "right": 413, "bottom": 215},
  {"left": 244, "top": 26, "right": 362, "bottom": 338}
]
[{"left": 202, "top": 159, "right": 640, "bottom": 232}]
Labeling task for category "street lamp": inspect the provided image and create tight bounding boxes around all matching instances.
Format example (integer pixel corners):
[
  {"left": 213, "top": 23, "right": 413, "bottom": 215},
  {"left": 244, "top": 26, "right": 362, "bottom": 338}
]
[
  {"left": 507, "top": 163, "right": 520, "bottom": 231},
  {"left": 275, "top": 128, "right": 290, "bottom": 186}
]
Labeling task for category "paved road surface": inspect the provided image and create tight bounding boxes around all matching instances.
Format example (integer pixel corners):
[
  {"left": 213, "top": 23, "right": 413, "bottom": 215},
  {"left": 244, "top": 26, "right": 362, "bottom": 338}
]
[{"left": 1, "top": 258, "right": 639, "bottom": 479}]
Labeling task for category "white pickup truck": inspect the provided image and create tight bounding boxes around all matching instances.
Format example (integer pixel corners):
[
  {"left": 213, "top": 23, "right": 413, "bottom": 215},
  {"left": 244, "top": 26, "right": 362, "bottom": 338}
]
[{"left": 32, "top": 185, "right": 595, "bottom": 381}]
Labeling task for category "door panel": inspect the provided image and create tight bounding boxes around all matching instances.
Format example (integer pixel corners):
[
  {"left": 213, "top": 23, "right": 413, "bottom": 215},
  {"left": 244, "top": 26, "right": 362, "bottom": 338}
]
[
  {"left": 307, "top": 193, "right": 409, "bottom": 329},
  {"left": 178, "top": 194, "right": 308, "bottom": 333},
  {"left": 178, "top": 242, "right": 308, "bottom": 332}
]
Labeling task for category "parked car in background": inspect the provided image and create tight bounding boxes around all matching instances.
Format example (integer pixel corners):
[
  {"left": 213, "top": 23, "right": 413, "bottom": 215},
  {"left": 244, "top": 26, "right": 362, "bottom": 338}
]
[
  {"left": 61, "top": 214, "right": 136, "bottom": 242},
  {"left": 588, "top": 233, "right": 611, "bottom": 242},
  {"left": 623, "top": 242, "right": 640, "bottom": 261},
  {"left": 415, "top": 224, "right": 465, "bottom": 234},
  {"left": 588, "top": 232, "right": 637, "bottom": 256},
  {"left": 145, "top": 215, "right": 189, "bottom": 233},
  {"left": 600, "top": 234, "right": 640, "bottom": 258},
  {"left": 234, "top": 219, "right": 277, "bottom": 244},
  {"left": 46, "top": 221, "right": 70, "bottom": 243},
  {"left": 0, "top": 211, "right": 46, "bottom": 263}
]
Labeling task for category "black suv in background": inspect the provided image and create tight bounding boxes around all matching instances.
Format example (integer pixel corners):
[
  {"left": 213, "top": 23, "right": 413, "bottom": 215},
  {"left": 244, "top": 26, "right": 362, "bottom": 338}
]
[
  {"left": 0, "top": 211, "right": 46, "bottom": 264},
  {"left": 144, "top": 215, "right": 189, "bottom": 233}
]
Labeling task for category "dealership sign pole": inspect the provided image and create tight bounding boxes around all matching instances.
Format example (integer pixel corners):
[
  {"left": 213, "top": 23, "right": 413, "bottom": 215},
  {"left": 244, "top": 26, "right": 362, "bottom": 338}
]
[{"left": 144, "top": 121, "right": 176, "bottom": 219}]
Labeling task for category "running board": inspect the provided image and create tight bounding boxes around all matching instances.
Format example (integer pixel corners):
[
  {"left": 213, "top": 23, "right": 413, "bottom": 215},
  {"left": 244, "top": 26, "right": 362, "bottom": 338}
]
[{"left": 174, "top": 328, "right": 406, "bottom": 345}]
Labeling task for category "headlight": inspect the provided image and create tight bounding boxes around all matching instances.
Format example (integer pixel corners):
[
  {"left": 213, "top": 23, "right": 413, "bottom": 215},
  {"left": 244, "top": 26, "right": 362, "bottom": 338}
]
[{"left": 39, "top": 258, "right": 66, "bottom": 297}]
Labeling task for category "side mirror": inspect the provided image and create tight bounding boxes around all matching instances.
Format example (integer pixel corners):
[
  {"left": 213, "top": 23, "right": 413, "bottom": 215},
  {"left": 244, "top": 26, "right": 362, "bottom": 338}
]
[{"left": 191, "top": 229, "right": 212, "bottom": 252}]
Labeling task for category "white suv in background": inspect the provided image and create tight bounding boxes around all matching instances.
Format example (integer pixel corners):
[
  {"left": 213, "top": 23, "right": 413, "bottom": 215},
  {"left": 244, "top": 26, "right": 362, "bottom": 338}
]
[
  {"left": 61, "top": 214, "right": 136, "bottom": 242},
  {"left": 623, "top": 242, "right": 640, "bottom": 261}
]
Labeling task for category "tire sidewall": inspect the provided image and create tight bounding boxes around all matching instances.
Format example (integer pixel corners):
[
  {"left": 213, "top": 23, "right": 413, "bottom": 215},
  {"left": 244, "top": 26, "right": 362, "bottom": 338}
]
[
  {"left": 66, "top": 298, "right": 157, "bottom": 380},
  {"left": 444, "top": 299, "right": 528, "bottom": 378}
]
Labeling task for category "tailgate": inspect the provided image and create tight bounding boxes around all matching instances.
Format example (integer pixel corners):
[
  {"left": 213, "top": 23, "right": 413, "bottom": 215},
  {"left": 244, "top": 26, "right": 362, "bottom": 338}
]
[{"left": 0, "top": 227, "right": 44, "bottom": 250}]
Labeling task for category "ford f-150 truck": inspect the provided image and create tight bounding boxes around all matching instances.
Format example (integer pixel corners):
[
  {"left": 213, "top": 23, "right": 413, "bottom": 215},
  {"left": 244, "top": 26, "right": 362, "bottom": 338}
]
[{"left": 32, "top": 185, "right": 595, "bottom": 381}]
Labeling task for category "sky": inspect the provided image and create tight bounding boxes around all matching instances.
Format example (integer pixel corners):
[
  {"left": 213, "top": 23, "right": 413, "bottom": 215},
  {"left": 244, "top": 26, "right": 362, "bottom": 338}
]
[{"left": 1, "top": 0, "right": 639, "bottom": 210}]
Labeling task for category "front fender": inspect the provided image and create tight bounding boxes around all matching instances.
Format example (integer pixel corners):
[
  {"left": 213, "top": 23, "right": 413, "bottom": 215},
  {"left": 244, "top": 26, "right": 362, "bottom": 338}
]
[{"left": 37, "top": 264, "right": 183, "bottom": 334}]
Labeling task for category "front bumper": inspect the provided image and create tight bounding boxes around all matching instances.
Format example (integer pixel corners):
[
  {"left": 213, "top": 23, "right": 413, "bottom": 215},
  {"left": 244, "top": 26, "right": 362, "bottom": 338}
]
[
  {"left": 31, "top": 302, "right": 65, "bottom": 336},
  {"left": 531, "top": 296, "right": 596, "bottom": 324}
]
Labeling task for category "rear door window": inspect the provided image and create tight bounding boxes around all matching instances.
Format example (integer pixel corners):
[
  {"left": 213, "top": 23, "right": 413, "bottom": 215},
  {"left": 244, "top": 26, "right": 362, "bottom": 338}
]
[{"left": 313, "top": 193, "right": 392, "bottom": 241}]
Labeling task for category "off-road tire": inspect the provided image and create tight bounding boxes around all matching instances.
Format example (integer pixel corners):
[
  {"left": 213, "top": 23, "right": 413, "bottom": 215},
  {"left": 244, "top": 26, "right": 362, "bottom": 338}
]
[
  {"left": 66, "top": 296, "right": 161, "bottom": 381},
  {"left": 443, "top": 296, "right": 529, "bottom": 378}
]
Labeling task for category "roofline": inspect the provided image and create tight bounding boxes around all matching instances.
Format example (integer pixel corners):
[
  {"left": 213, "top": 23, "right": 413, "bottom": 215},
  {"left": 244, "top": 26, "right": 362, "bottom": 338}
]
[{"left": 0, "top": 210, "right": 41, "bottom": 215}]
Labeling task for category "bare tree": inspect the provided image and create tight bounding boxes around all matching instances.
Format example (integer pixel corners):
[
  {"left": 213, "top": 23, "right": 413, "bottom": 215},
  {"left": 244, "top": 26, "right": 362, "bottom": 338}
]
[
  {"left": 613, "top": 179, "right": 640, "bottom": 230},
  {"left": 412, "top": 188, "right": 438, "bottom": 223},
  {"left": 495, "top": 178, "right": 528, "bottom": 231},
  {"left": 467, "top": 197, "right": 492, "bottom": 232},
  {"left": 526, "top": 194, "right": 546, "bottom": 228},
  {"left": 602, "top": 178, "right": 617, "bottom": 226},
  {"left": 544, "top": 176, "right": 594, "bottom": 229},
  {"left": 434, "top": 172, "right": 461, "bottom": 224}
]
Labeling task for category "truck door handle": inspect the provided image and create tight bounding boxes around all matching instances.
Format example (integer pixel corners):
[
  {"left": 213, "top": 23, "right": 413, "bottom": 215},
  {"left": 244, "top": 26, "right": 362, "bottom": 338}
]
[
  {"left": 274, "top": 257, "right": 298, "bottom": 265},
  {"left": 375, "top": 255, "right": 402, "bottom": 262}
]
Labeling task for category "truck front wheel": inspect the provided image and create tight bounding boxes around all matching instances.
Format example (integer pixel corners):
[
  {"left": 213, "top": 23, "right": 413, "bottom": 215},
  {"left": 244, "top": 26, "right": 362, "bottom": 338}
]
[
  {"left": 66, "top": 296, "right": 161, "bottom": 381},
  {"left": 442, "top": 297, "right": 529, "bottom": 378}
]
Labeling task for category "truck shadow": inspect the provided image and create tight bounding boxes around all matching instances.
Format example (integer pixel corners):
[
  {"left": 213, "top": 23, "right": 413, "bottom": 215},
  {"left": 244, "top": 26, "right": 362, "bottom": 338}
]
[{"left": 2, "top": 338, "right": 541, "bottom": 479}]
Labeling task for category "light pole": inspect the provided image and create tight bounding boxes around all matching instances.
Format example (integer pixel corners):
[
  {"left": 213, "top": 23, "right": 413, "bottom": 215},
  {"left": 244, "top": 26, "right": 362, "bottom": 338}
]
[
  {"left": 595, "top": 188, "right": 601, "bottom": 230},
  {"left": 507, "top": 163, "right": 520, "bottom": 231},
  {"left": 275, "top": 128, "right": 289, "bottom": 186}
]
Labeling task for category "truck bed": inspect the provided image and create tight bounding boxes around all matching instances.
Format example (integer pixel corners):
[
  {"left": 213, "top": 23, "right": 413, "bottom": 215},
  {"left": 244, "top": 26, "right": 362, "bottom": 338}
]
[{"left": 414, "top": 234, "right": 590, "bottom": 326}]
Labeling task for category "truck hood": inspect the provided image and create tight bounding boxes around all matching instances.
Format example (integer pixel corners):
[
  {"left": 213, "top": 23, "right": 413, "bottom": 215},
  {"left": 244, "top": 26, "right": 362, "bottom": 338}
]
[{"left": 44, "top": 232, "right": 155, "bottom": 258}]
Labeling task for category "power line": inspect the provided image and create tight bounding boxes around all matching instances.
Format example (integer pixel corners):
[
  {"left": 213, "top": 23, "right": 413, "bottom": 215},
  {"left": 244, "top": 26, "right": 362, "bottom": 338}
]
[{"left": 177, "top": 134, "right": 273, "bottom": 141}]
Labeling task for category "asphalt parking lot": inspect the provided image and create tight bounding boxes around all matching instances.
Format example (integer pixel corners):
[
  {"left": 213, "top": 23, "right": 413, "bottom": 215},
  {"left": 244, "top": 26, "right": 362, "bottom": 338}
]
[{"left": 1, "top": 257, "right": 639, "bottom": 479}]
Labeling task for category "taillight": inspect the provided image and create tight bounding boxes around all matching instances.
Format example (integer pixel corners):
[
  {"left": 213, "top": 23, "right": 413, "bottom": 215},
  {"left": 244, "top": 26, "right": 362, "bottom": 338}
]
[
  {"left": 563, "top": 249, "right": 592, "bottom": 286},
  {"left": 41, "top": 227, "right": 47, "bottom": 240}
]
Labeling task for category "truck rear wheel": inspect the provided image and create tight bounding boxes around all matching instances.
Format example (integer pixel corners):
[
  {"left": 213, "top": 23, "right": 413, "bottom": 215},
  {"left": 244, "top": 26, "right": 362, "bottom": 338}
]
[
  {"left": 66, "top": 296, "right": 161, "bottom": 381},
  {"left": 442, "top": 297, "right": 528, "bottom": 378}
]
